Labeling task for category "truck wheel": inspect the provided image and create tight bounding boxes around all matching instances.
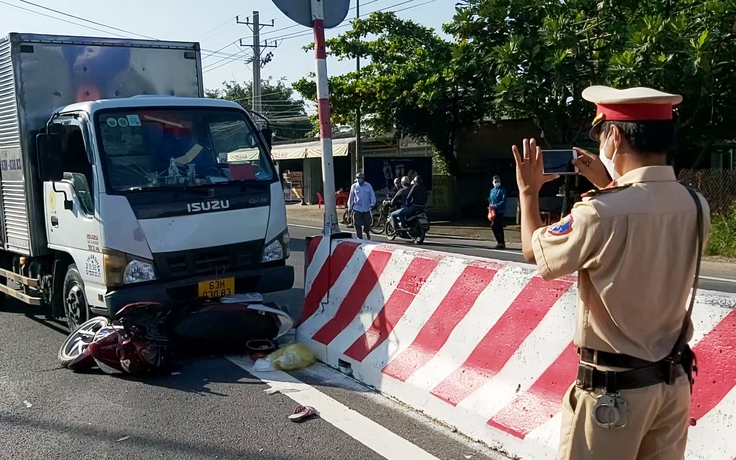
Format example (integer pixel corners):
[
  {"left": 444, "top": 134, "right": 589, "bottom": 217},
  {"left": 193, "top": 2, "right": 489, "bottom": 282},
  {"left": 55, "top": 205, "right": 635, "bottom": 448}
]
[{"left": 63, "top": 265, "right": 90, "bottom": 331}]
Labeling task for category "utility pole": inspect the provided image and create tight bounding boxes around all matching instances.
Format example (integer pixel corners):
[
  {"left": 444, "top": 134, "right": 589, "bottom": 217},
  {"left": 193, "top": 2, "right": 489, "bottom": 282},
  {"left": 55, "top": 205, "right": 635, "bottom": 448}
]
[
  {"left": 354, "top": 0, "right": 362, "bottom": 176},
  {"left": 237, "top": 12, "right": 277, "bottom": 118}
]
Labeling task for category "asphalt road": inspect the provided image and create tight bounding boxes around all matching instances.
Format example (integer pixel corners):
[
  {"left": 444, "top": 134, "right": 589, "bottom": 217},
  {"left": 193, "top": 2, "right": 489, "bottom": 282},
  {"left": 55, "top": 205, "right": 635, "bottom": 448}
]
[
  {"left": 286, "top": 220, "right": 736, "bottom": 294},
  {"left": 0, "top": 234, "right": 508, "bottom": 460}
]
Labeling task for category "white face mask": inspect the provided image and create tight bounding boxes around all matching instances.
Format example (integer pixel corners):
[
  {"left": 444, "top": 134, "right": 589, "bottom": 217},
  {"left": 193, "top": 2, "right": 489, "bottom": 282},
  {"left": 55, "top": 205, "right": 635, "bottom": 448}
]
[{"left": 599, "top": 135, "right": 620, "bottom": 181}]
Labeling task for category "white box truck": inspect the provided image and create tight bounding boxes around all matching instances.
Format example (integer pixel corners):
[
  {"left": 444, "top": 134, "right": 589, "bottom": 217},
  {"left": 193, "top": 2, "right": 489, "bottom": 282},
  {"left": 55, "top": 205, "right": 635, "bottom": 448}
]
[{"left": 0, "top": 33, "right": 294, "bottom": 329}]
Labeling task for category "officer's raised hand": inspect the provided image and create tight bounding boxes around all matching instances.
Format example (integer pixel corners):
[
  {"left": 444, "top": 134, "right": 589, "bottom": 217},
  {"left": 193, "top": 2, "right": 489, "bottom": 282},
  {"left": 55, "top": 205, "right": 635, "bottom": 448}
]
[
  {"left": 572, "top": 147, "right": 611, "bottom": 189},
  {"left": 512, "top": 138, "right": 559, "bottom": 194}
]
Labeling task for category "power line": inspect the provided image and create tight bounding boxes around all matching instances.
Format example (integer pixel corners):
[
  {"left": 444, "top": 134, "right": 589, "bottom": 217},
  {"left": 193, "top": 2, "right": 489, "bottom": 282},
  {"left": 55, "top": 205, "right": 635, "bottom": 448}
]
[
  {"left": 0, "top": 0, "right": 131, "bottom": 37},
  {"left": 15, "top": 0, "right": 156, "bottom": 39},
  {"left": 2, "top": 0, "right": 252, "bottom": 64},
  {"left": 203, "top": 48, "right": 252, "bottom": 73},
  {"left": 194, "top": 16, "right": 237, "bottom": 41},
  {"left": 203, "top": 0, "right": 436, "bottom": 72}
]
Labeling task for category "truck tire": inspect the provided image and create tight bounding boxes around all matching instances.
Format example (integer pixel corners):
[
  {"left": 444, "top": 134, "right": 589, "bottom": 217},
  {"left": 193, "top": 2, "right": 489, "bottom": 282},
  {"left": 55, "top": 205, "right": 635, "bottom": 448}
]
[{"left": 63, "top": 265, "right": 90, "bottom": 331}]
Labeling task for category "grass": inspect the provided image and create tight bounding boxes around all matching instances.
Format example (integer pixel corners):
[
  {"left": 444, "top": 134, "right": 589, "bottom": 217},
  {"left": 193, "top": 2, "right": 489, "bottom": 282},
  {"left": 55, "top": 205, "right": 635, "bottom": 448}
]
[{"left": 705, "top": 203, "right": 736, "bottom": 258}]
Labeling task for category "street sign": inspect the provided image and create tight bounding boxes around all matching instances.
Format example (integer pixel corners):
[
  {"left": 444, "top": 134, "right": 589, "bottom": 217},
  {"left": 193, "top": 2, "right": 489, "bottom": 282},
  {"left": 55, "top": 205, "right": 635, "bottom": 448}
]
[{"left": 270, "top": 0, "right": 350, "bottom": 29}]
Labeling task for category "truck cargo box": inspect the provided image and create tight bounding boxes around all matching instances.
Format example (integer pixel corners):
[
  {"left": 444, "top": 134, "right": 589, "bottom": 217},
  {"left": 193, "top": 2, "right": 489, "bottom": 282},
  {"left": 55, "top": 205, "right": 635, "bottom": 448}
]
[{"left": 0, "top": 33, "right": 204, "bottom": 256}]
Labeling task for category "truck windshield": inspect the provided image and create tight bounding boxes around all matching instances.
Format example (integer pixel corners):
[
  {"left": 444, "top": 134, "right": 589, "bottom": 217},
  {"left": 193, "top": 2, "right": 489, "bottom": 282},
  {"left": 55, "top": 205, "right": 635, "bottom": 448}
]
[{"left": 96, "top": 108, "right": 275, "bottom": 192}]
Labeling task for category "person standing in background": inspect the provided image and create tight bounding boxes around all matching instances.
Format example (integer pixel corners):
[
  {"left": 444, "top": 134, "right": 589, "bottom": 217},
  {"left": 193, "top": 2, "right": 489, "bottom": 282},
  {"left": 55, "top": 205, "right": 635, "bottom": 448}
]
[
  {"left": 348, "top": 172, "right": 376, "bottom": 240},
  {"left": 489, "top": 175, "right": 507, "bottom": 249}
]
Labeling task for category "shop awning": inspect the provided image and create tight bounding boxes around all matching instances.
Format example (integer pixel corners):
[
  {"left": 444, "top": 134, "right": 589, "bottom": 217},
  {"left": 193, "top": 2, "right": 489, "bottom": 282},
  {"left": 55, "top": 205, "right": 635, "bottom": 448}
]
[{"left": 271, "top": 137, "right": 354, "bottom": 160}]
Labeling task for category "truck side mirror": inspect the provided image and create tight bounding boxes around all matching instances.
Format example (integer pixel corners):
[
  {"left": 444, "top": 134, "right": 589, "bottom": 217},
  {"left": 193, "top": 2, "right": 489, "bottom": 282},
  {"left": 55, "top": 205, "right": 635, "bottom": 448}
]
[
  {"left": 36, "top": 133, "right": 63, "bottom": 182},
  {"left": 261, "top": 128, "right": 273, "bottom": 150}
]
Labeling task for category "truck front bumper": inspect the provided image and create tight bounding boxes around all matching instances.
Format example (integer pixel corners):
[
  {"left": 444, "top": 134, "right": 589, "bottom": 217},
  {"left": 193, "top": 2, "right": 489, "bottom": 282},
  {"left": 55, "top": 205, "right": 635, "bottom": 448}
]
[{"left": 100, "top": 263, "right": 295, "bottom": 317}]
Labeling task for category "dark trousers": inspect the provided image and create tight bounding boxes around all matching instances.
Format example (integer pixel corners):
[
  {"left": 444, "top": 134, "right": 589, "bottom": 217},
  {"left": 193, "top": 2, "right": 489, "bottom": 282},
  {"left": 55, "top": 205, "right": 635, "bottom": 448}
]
[
  {"left": 353, "top": 210, "right": 372, "bottom": 239},
  {"left": 491, "top": 212, "right": 505, "bottom": 245},
  {"left": 398, "top": 205, "right": 424, "bottom": 227}
]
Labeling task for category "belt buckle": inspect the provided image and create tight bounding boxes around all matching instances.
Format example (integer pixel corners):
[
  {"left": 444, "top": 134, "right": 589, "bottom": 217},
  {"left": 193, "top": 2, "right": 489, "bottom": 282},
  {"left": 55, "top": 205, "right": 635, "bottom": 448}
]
[{"left": 577, "top": 362, "right": 596, "bottom": 391}]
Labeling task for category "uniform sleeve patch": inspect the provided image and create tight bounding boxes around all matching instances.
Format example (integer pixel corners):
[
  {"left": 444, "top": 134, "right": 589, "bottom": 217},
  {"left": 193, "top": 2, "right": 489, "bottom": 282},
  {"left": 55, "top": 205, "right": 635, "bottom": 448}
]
[{"left": 548, "top": 214, "right": 573, "bottom": 236}]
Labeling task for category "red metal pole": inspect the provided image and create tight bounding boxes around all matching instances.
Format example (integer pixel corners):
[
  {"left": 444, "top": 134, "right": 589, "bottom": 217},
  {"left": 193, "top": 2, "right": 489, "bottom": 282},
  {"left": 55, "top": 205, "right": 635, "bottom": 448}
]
[{"left": 311, "top": 0, "right": 340, "bottom": 235}]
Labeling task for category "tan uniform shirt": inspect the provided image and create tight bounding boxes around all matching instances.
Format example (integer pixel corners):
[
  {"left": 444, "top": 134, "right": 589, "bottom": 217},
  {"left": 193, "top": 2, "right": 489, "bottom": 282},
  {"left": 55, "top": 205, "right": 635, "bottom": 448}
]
[{"left": 531, "top": 165, "right": 710, "bottom": 363}]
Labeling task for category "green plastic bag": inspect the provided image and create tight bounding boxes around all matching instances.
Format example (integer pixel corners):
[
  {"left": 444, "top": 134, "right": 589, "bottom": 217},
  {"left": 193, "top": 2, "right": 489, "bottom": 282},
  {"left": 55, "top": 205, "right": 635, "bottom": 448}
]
[{"left": 267, "top": 343, "right": 317, "bottom": 371}]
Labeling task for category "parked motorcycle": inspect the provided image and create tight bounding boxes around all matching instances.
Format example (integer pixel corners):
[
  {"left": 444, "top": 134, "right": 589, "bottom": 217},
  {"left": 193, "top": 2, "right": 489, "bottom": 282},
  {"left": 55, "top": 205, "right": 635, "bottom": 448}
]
[
  {"left": 385, "top": 206, "right": 430, "bottom": 245},
  {"left": 371, "top": 199, "right": 393, "bottom": 235},
  {"left": 57, "top": 293, "right": 294, "bottom": 375}
]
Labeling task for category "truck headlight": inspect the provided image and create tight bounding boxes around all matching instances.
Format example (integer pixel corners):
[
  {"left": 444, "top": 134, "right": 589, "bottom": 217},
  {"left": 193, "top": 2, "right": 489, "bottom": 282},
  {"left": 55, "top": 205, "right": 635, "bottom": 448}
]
[
  {"left": 124, "top": 260, "right": 156, "bottom": 284},
  {"left": 262, "top": 231, "right": 290, "bottom": 262},
  {"left": 103, "top": 249, "right": 157, "bottom": 286}
]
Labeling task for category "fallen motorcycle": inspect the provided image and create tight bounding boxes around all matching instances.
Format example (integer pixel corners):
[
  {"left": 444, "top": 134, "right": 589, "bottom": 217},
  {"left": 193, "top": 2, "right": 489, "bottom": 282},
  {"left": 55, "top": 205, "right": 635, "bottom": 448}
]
[{"left": 57, "top": 293, "right": 294, "bottom": 375}]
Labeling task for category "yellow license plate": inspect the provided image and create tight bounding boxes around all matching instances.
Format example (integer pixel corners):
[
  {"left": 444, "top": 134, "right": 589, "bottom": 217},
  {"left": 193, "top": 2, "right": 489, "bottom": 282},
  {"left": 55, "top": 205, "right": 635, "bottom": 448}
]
[{"left": 198, "top": 278, "right": 235, "bottom": 298}]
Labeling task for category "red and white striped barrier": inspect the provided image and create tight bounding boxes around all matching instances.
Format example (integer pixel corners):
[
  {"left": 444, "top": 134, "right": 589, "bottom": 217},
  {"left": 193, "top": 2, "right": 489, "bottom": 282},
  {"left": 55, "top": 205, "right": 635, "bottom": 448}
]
[{"left": 298, "top": 236, "right": 736, "bottom": 460}]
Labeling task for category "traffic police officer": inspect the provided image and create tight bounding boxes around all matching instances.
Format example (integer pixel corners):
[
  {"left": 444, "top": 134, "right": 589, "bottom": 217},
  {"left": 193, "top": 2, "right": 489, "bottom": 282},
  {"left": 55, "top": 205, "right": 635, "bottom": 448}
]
[{"left": 512, "top": 85, "right": 711, "bottom": 460}]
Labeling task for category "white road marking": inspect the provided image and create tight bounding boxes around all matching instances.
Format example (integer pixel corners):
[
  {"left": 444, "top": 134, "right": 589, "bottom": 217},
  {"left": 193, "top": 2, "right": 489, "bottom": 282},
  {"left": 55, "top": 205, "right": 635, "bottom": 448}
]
[
  {"left": 288, "top": 224, "right": 736, "bottom": 282},
  {"left": 226, "top": 356, "right": 441, "bottom": 460},
  {"left": 700, "top": 275, "right": 736, "bottom": 284}
]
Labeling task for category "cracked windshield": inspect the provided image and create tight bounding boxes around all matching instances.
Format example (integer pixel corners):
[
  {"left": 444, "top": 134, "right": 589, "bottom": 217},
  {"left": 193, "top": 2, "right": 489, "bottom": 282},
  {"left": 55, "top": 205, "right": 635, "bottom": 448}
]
[{"left": 97, "top": 108, "right": 274, "bottom": 191}]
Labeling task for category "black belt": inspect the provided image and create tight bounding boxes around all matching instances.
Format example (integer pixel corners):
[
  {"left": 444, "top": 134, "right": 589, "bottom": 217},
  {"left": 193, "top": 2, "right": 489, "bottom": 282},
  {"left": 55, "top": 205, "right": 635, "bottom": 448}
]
[
  {"left": 576, "top": 348, "right": 684, "bottom": 392},
  {"left": 577, "top": 347, "right": 656, "bottom": 369}
]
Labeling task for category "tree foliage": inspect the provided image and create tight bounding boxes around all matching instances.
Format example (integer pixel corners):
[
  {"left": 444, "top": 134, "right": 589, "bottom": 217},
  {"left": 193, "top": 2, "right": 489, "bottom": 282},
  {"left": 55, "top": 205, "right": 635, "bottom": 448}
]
[
  {"left": 206, "top": 77, "right": 313, "bottom": 142},
  {"left": 293, "top": 1, "right": 736, "bottom": 175},
  {"left": 449, "top": 0, "right": 736, "bottom": 163},
  {"left": 292, "top": 12, "right": 488, "bottom": 176}
]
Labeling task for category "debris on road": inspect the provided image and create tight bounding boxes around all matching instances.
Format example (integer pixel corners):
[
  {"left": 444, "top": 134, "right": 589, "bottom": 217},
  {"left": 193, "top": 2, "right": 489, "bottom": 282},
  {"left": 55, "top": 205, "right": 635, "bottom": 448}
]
[
  {"left": 271, "top": 344, "right": 317, "bottom": 371},
  {"left": 116, "top": 436, "right": 130, "bottom": 442},
  {"left": 288, "top": 405, "right": 319, "bottom": 423},
  {"left": 23, "top": 400, "right": 31, "bottom": 408},
  {"left": 254, "top": 343, "right": 316, "bottom": 372}
]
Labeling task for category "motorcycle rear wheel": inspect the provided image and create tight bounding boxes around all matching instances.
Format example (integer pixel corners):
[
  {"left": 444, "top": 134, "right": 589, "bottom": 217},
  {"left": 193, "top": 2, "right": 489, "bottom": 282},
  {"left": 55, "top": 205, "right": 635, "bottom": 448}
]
[
  {"left": 58, "top": 316, "right": 110, "bottom": 371},
  {"left": 411, "top": 223, "right": 426, "bottom": 245}
]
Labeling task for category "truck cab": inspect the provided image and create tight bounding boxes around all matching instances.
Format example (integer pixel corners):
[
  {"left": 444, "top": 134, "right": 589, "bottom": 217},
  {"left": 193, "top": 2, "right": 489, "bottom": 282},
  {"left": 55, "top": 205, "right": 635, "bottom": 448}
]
[{"left": 37, "top": 97, "right": 293, "bottom": 329}]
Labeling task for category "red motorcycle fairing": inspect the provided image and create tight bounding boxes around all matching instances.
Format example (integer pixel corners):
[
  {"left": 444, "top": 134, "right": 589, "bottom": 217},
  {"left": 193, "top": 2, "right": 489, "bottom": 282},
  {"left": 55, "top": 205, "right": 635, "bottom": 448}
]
[
  {"left": 88, "top": 330, "right": 126, "bottom": 375},
  {"left": 87, "top": 329, "right": 163, "bottom": 376}
]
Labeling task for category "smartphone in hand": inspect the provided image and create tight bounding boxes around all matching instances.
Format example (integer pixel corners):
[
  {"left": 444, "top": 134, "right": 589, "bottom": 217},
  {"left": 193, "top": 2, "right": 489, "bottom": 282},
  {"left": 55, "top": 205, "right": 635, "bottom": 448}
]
[{"left": 541, "top": 149, "right": 579, "bottom": 175}]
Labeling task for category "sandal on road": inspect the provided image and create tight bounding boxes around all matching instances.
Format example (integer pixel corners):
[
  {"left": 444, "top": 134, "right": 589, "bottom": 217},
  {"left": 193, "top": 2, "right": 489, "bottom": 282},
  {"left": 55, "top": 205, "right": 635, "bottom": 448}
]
[{"left": 288, "top": 405, "right": 319, "bottom": 422}]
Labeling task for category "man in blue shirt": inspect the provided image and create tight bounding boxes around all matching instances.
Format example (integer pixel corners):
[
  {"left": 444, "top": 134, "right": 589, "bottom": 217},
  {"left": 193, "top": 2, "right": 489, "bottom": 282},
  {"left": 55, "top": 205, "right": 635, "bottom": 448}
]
[
  {"left": 489, "top": 175, "right": 507, "bottom": 249},
  {"left": 348, "top": 172, "right": 376, "bottom": 240}
]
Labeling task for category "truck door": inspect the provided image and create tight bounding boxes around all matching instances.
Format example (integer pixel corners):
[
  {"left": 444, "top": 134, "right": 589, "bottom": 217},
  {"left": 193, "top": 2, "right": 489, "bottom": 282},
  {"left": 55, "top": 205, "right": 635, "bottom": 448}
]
[{"left": 44, "top": 121, "right": 106, "bottom": 308}]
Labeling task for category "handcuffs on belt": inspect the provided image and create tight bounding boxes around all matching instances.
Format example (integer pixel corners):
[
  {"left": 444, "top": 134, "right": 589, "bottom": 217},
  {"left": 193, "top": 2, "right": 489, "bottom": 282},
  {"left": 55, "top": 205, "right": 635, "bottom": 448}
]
[
  {"left": 592, "top": 392, "right": 631, "bottom": 429},
  {"left": 578, "top": 360, "right": 634, "bottom": 430}
]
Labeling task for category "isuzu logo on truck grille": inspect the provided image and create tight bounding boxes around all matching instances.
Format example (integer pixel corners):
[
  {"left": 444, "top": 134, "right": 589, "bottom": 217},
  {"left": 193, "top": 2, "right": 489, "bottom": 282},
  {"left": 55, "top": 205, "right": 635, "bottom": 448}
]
[{"left": 187, "top": 200, "right": 230, "bottom": 213}]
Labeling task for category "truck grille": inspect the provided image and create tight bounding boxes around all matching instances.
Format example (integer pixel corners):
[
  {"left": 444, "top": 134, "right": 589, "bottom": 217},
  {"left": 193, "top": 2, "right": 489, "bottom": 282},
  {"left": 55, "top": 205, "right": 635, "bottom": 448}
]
[{"left": 152, "top": 240, "right": 264, "bottom": 281}]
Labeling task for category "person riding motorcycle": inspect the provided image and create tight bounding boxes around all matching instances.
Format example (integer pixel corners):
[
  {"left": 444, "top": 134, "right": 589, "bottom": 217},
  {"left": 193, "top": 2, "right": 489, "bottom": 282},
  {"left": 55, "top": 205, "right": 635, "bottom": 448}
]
[
  {"left": 391, "top": 177, "right": 401, "bottom": 195},
  {"left": 397, "top": 175, "right": 428, "bottom": 229},
  {"left": 389, "top": 176, "right": 412, "bottom": 231}
]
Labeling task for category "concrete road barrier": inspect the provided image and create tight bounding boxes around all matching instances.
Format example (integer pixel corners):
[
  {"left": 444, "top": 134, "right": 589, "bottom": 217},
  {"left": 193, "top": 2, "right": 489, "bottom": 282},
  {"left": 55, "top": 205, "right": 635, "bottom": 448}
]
[{"left": 298, "top": 235, "right": 736, "bottom": 460}]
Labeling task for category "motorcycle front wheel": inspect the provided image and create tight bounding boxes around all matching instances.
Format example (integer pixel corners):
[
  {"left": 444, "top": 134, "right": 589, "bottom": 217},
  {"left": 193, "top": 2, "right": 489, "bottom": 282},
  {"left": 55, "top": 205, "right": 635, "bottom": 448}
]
[
  {"left": 385, "top": 221, "right": 397, "bottom": 240},
  {"left": 342, "top": 209, "right": 354, "bottom": 228},
  {"left": 372, "top": 213, "right": 386, "bottom": 234},
  {"left": 58, "top": 316, "right": 110, "bottom": 371}
]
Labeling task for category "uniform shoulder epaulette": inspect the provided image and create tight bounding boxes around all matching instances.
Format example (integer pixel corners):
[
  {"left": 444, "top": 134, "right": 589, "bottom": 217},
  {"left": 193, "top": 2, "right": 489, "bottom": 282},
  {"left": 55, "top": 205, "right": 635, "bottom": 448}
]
[{"left": 581, "top": 183, "right": 632, "bottom": 198}]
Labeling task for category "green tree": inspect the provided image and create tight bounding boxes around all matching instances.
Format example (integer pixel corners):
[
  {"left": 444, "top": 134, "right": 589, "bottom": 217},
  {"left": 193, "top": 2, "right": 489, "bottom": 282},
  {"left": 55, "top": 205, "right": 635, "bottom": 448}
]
[
  {"left": 206, "top": 77, "right": 314, "bottom": 142},
  {"left": 447, "top": 0, "right": 736, "bottom": 165},
  {"left": 292, "top": 12, "right": 489, "bottom": 176}
]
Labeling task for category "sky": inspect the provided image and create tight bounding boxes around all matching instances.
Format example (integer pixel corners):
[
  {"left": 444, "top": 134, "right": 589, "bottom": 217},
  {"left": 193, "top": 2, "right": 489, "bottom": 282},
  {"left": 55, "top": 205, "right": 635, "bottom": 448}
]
[{"left": 0, "top": 0, "right": 457, "bottom": 114}]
